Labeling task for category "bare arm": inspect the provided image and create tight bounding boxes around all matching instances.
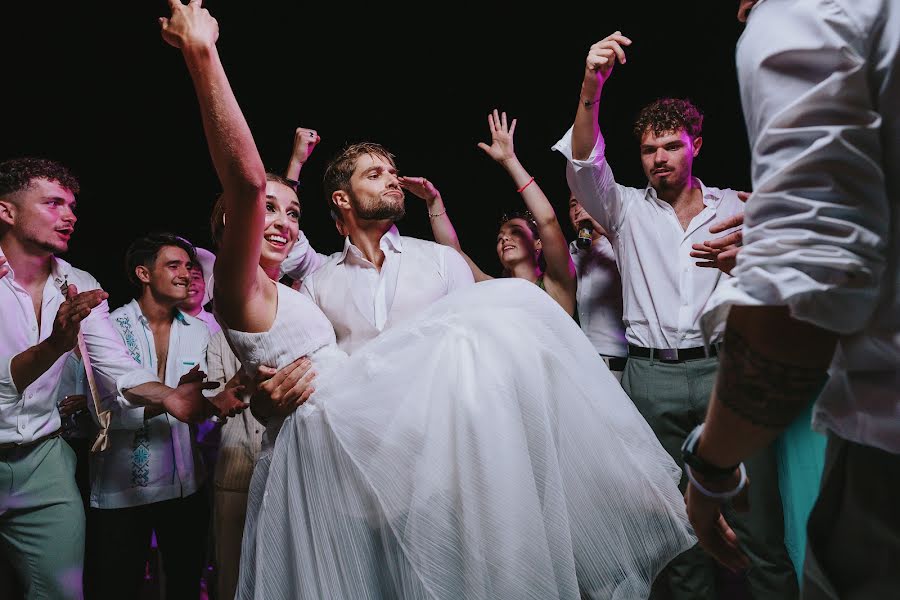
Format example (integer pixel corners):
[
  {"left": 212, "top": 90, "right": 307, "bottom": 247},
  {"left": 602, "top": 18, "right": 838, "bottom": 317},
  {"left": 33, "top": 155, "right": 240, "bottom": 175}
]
[
  {"left": 685, "top": 307, "right": 836, "bottom": 570},
  {"left": 478, "top": 110, "right": 575, "bottom": 298},
  {"left": 285, "top": 127, "right": 320, "bottom": 181},
  {"left": 687, "top": 0, "right": 891, "bottom": 567},
  {"left": 699, "top": 306, "right": 836, "bottom": 467},
  {"left": 399, "top": 176, "right": 492, "bottom": 282},
  {"left": 572, "top": 32, "right": 631, "bottom": 160},
  {"left": 160, "top": 0, "right": 267, "bottom": 325}
]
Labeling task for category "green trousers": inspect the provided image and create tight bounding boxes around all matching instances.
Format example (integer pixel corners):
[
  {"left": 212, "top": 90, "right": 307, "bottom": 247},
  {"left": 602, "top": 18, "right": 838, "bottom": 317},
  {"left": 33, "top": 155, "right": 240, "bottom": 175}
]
[
  {"left": 0, "top": 436, "right": 85, "bottom": 600},
  {"left": 623, "top": 355, "right": 798, "bottom": 600}
]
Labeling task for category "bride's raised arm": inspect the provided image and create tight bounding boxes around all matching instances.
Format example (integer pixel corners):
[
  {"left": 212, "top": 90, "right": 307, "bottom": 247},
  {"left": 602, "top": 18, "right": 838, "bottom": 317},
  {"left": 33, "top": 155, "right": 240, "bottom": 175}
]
[{"left": 160, "top": 0, "right": 270, "bottom": 329}]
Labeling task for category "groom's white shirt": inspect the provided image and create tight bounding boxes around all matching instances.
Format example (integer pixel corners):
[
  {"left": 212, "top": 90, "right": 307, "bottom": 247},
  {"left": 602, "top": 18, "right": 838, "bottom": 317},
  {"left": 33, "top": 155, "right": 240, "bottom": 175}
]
[{"left": 301, "top": 225, "right": 475, "bottom": 355}]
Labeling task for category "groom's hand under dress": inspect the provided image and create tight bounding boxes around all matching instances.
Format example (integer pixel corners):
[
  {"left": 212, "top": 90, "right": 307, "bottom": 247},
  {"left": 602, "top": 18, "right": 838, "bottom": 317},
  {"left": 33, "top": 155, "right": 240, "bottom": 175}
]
[{"left": 249, "top": 356, "right": 317, "bottom": 423}]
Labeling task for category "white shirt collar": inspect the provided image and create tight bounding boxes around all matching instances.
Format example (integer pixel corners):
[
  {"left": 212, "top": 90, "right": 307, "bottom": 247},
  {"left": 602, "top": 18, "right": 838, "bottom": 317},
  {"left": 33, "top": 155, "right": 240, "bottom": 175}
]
[
  {"left": 0, "top": 246, "right": 73, "bottom": 293},
  {"left": 338, "top": 224, "right": 403, "bottom": 265},
  {"left": 126, "top": 298, "right": 191, "bottom": 328},
  {"left": 644, "top": 178, "right": 723, "bottom": 210}
]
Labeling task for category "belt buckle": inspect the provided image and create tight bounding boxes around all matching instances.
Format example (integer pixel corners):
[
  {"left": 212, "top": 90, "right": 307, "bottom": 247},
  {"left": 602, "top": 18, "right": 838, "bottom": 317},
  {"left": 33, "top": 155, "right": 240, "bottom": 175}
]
[{"left": 658, "top": 348, "right": 679, "bottom": 361}]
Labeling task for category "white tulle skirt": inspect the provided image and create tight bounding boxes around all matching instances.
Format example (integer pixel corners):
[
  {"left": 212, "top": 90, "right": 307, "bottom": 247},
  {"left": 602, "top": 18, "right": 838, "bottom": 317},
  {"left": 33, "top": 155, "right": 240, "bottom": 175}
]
[{"left": 237, "top": 279, "right": 695, "bottom": 600}]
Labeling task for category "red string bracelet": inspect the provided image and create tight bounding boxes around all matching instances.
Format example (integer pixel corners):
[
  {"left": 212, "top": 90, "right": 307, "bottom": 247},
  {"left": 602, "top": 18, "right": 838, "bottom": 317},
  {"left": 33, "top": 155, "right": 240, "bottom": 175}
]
[{"left": 516, "top": 176, "right": 535, "bottom": 193}]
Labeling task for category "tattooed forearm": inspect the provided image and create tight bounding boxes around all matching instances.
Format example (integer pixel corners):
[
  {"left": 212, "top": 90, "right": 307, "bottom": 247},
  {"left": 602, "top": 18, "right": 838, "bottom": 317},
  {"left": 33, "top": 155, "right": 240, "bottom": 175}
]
[{"left": 715, "top": 326, "right": 828, "bottom": 429}]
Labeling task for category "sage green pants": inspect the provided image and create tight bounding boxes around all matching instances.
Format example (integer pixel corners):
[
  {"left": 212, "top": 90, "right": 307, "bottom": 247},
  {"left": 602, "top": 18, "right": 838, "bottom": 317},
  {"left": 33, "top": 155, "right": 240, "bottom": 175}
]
[
  {"left": 623, "top": 355, "right": 798, "bottom": 600},
  {"left": 0, "top": 437, "right": 85, "bottom": 600}
]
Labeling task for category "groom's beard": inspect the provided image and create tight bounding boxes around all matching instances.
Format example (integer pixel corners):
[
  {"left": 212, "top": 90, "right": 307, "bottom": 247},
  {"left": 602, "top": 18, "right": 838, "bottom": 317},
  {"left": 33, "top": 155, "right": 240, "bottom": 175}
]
[{"left": 352, "top": 190, "right": 406, "bottom": 221}]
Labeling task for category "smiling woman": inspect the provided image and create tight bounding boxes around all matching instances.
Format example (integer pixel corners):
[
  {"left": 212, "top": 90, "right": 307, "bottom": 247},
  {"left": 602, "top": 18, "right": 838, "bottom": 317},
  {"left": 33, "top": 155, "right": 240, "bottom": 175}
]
[
  {"left": 415, "top": 110, "right": 578, "bottom": 316},
  {"left": 160, "top": 3, "right": 699, "bottom": 598}
]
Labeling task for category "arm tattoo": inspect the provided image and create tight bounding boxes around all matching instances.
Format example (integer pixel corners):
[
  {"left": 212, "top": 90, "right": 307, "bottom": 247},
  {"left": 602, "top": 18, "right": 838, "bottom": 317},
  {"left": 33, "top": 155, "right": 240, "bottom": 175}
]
[{"left": 716, "top": 327, "right": 828, "bottom": 429}]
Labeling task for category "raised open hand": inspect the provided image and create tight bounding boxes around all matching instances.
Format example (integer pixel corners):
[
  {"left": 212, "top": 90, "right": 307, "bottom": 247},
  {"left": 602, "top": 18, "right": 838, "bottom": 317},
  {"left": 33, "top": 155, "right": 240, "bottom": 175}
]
[
  {"left": 159, "top": 0, "right": 219, "bottom": 50},
  {"left": 477, "top": 109, "right": 517, "bottom": 164},
  {"left": 583, "top": 31, "right": 632, "bottom": 96}
]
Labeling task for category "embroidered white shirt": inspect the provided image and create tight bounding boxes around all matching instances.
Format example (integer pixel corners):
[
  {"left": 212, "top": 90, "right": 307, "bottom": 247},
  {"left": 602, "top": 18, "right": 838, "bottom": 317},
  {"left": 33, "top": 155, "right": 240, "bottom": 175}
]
[{"left": 88, "top": 300, "right": 208, "bottom": 509}]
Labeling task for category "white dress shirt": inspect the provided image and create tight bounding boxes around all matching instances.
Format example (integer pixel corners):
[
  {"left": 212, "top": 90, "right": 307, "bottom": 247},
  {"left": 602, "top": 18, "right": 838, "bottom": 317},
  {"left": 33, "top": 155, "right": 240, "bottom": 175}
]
[
  {"left": 88, "top": 300, "right": 208, "bottom": 508},
  {"left": 554, "top": 129, "right": 745, "bottom": 349},
  {"left": 301, "top": 226, "right": 475, "bottom": 355},
  {"left": 0, "top": 254, "right": 158, "bottom": 445},
  {"left": 703, "top": 0, "right": 900, "bottom": 453},
  {"left": 280, "top": 229, "right": 328, "bottom": 283},
  {"left": 570, "top": 238, "right": 627, "bottom": 358}
]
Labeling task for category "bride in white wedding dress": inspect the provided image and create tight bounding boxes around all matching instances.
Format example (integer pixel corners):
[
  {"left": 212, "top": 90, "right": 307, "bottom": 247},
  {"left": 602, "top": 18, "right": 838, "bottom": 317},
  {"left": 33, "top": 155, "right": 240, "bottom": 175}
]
[{"left": 160, "top": 3, "right": 695, "bottom": 599}]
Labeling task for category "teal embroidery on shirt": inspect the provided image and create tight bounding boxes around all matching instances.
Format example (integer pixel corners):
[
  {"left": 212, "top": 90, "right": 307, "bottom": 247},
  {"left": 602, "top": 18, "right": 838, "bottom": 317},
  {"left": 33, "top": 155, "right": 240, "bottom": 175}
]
[
  {"left": 131, "top": 425, "right": 151, "bottom": 487},
  {"left": 115, "top": 315, "right": 142, "bottom": 365},
  {"left": 116, "top": 312, "right": 150, "bottom": 487}
]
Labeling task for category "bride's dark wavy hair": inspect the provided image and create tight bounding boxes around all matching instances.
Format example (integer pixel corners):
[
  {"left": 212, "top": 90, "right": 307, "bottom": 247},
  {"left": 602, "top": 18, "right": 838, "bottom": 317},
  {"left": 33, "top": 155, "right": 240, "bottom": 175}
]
[{"left": 498, "top": 210, "right": 545, "bottom": 277}]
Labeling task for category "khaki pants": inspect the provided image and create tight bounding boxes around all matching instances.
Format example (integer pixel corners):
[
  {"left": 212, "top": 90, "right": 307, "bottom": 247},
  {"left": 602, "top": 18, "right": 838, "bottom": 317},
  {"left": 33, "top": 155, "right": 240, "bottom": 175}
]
[
  {"left": 0, "top": 437, "right": 85, "bottom": 600},
  {"left": 803, "top": 433, "right": 900, "bottom": 599}
]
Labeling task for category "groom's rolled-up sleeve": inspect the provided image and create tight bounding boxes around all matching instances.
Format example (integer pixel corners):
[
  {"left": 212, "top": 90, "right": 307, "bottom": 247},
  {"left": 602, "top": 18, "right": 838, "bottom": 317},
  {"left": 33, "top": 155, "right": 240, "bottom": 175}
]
[{"left": 703, "top": 0, "right": 890, "bottom": 339}]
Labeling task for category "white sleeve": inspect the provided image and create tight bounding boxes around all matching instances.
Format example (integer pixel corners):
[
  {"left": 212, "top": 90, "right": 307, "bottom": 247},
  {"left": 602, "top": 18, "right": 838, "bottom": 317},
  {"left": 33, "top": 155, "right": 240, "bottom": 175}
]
[
  {"left": 72, "top": 274, "right": 159, "bottom": 404},
  {"left": 280, "top": 229, "right": 328, "bottom": 281},
  {"left": 442, "top": 246, "right": 475, "bottom": 291},
  {"left": 704, "top": 0, "right": 891, "bottom": 336},
  {"left": 552, "top": 127, "right": 631, "bottom": 235}
]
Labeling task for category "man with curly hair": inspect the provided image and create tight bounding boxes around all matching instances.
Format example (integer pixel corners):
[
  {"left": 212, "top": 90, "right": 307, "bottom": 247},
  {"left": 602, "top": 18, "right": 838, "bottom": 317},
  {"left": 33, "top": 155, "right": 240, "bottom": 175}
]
[{"left": 553, "top": 32, "right": 795, "bottom": 599}]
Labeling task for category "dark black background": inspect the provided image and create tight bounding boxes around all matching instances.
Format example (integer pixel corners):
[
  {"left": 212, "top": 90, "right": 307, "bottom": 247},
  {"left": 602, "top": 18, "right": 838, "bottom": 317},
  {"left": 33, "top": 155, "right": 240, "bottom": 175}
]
[{"left": 1, "top": 2, "right": 750, "bottom": 307}]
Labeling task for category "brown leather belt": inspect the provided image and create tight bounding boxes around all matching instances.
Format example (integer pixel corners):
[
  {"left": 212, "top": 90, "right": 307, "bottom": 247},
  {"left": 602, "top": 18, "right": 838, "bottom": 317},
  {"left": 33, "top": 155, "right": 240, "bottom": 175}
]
[{"left": 0, "top": 428, "right": 64, "bottom": 454}]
